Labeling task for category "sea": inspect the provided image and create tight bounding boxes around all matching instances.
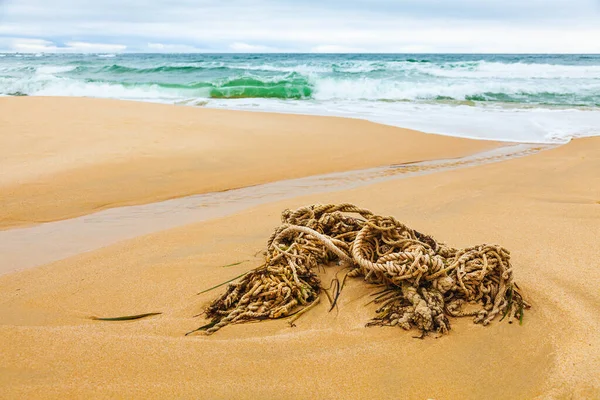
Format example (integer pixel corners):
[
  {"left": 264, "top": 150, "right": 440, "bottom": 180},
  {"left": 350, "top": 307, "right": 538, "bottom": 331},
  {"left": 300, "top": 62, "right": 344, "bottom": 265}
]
[{"left": 1, "top": 53, "right": 599, "bottom": 143}]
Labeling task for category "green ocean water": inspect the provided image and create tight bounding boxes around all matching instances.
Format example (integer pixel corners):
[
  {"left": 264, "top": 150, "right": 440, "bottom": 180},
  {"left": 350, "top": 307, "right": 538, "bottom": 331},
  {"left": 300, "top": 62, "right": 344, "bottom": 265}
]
[{"left": 1, "top": 53, "right": 599, "bottom": 142}]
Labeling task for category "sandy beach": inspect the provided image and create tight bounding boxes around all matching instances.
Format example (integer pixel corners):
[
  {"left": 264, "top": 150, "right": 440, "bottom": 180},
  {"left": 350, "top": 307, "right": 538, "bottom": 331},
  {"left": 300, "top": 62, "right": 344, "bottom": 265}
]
[
  {"left": 0, "top": 97, "right": 499, "bottom": 229},
  {"left": 0, "top": 98, "right": 598, "bottom": 399}
]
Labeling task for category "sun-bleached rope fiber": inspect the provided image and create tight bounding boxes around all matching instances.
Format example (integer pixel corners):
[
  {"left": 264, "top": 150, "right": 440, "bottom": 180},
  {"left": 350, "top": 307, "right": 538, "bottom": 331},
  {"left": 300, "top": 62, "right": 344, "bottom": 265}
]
[{"left": 194, "top": 204, "right": 528, "bottom": 336}]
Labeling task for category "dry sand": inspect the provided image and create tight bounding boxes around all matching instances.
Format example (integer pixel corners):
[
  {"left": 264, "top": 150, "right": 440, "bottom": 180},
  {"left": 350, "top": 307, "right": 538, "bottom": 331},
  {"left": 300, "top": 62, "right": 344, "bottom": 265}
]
[
  {"left": 0, "top": 98, "right": 599, "bottom": 399},
  {"left": 0, "top": 97, "right": 498, "bottom": 229}
]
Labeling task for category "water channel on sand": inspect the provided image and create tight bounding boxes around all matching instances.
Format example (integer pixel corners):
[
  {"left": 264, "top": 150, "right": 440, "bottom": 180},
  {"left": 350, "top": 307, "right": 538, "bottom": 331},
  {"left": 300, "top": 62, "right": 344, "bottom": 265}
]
[{"left": 0, "top": 143, "right": 551, "bottom": 274}]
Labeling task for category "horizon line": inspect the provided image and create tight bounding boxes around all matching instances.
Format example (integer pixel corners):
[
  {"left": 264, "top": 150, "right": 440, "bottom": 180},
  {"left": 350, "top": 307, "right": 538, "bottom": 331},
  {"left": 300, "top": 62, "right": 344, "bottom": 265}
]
[{"left": 2, "top": 52, "right": 600, "bottom": 55}]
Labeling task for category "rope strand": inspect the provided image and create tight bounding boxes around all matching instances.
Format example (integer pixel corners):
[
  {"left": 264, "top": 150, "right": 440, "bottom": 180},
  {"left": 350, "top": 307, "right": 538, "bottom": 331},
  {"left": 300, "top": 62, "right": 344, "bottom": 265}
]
[{"left": 194, "top": 204, "right": 528, "bottom": 336}]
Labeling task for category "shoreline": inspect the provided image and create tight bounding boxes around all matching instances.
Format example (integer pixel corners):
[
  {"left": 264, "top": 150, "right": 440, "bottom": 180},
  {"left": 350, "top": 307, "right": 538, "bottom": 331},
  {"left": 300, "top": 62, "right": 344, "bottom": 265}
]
[
  {"left": 0, "top": 96, "right": 501, "bottom": 229},
  {"left": 5, "top": 93, "right": 597, "bottom": 144},
  {"left": 200, "top": 99, "right": 597, "bottom": 144}
]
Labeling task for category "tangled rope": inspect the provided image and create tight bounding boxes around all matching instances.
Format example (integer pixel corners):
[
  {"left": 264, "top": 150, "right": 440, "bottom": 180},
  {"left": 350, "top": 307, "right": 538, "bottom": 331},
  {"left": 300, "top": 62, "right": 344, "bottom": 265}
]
[{"left": 190, "top": 204, "right": 528, "bottom": 336}]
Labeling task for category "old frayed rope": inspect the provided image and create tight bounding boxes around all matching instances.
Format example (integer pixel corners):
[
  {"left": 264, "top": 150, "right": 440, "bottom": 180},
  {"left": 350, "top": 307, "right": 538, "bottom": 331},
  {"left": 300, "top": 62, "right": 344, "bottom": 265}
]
[{"left": 190, "top": 204, "right": 528, "bottom": 336}]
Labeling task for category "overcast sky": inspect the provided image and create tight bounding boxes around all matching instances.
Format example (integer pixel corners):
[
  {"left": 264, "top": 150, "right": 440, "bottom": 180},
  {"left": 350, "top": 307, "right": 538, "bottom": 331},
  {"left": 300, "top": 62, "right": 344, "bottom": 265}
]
[{"left": 0, "top": 0, "right": 599, "bottom": 53}]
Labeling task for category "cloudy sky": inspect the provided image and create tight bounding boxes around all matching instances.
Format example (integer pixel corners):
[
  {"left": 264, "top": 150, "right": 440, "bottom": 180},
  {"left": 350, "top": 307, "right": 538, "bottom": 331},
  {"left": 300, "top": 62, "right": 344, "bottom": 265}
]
[{"left": 0, "top": 0, "right": 599, "bottom": 53}]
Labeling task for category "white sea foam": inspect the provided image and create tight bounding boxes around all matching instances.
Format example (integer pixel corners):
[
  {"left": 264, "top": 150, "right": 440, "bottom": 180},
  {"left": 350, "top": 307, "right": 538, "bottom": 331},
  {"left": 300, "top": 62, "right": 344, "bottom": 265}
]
[
  {"left": 199, "top": 61, "right": 390, "bottom": 74},
  {"left": 223, "top": 63, "right": 332, "bottom": 73},
  {"left": 36, "top": 65, "right": 77, "bottom": 74},
  {"left": 36, "top": 80, "right": 180, "bottom": 101},
  {"left": 0, "top": 75, "right": 183, "bottom": 102},
  {"left": 310, "top": 76, "right": 599, "bottom": 101},
  {"left": 204, "top": 98, "right": 600, "bottom": 143},
  {"left": 190, "top": 60, "right": 600, "bottom": 79},
  {"left": 417, "top": 61, "right": 600, "bottom": 79},
  {"left": 330, "top": 60, "right": 600, "bottom": 79}
]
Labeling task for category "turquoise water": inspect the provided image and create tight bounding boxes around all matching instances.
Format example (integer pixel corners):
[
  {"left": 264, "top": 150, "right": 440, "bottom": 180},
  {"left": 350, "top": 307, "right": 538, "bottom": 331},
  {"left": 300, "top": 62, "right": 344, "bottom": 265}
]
[{"left": 1, "top": 53, "right": 599, "bottom": 142}]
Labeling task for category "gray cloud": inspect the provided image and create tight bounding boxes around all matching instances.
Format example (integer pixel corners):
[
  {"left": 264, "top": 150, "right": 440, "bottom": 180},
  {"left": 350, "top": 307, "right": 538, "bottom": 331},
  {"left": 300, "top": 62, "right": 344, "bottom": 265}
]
[{"left": 0, "top": 0, "right": 599, "bottom": 52}]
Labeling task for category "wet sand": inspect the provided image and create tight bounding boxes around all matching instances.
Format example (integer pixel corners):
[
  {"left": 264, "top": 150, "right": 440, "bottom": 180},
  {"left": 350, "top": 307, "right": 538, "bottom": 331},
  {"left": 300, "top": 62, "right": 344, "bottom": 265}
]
[
  {"left": 0, "top": 97, "right": 498, "bottom": 229},
  {"left": 0, "top": 98, "right": 599, "bottom": 399},
  {"left": 0, "top": 143, "right": 546, "bottom": 274}
]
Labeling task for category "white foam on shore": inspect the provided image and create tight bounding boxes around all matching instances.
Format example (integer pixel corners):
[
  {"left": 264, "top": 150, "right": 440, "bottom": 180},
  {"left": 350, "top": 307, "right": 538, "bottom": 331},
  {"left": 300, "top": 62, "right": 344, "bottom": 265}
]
[{"left": 203, "top": 98, "right": 600, "bottom": 143}]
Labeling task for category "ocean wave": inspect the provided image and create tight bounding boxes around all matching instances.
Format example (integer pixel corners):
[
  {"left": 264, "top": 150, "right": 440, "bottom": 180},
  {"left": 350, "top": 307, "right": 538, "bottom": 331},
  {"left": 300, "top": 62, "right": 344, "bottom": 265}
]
[
  {"left": 0, "top": 74, "right": 314, "bottom": 100},
  {"left": 36, "top": 65, "right": 78, "bottom": 74},
  {"left": 0, "top": 64, "right": 75, "bottom": 74},
  {"left": 0, "top": 74, "right": 180, "bottom": 101},
  {"left": 416, "top": 61, "right": 600, "bottom": 79},
  {"left": 90, "top": 62, "right": 330, "bottom": 75},
  {"left": 2, "top": 70, "right": 599, "bottom": 105},
  {"left": 405, "top": 58, "right": 431, "bottom": 63},
  {"left": 11, "top": 58, "right": 598, "bottom": 81},
  {"left": 100, "top": 64, "right": 209, "bottom": 74},
  {"left": 208, "top": 76, "right": 311, "bottom": 99},
  {"left": 311, "top": 76, "right": 600, "bottom": 105},
  {"left": 197, "top": 60, "right": 600, "bottom": 78},
  {"left": 0, "top": 65, "right": 35, "bottom": 73},
  {"left": 76, "top": 61, "right": 410, "bottom": 75}
]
